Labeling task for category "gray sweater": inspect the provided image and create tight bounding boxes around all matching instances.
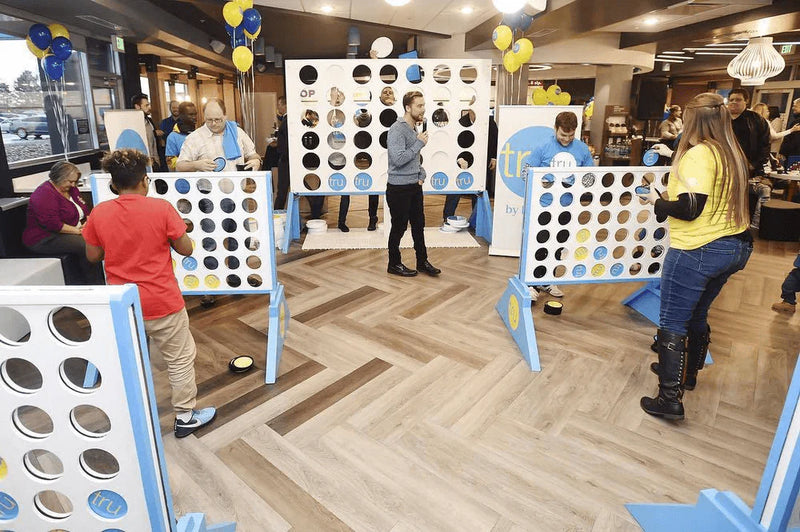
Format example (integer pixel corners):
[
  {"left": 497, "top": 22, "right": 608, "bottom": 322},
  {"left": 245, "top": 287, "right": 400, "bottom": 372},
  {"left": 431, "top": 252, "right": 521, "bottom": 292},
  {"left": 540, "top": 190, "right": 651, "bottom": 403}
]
[{"left": 387, "top": 118, "right": 426, "bottom": 185}]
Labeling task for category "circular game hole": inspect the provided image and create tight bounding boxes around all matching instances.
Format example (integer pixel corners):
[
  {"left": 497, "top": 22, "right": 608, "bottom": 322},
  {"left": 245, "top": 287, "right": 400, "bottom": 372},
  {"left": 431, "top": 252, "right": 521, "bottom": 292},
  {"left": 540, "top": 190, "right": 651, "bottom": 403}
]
[
  {"left": 354, "top": 131, "right": 372, "bottom": 149},
  {"left": 541, "top": 174, "right": 554, "bottom": 189},
  {"left": 379, "top": 131, "right": 388, "bottom": 149},
  {"left": 581, "top": 173, "right": 596, "bottom": 187},
  {"left": 353, "top": 64, "right": 371, "bottom": 84},
  {"left": 460, "top": 65, "right": 478, "bottom": 84},
  {"left": 327, "top": 109, "right": 345, "bottom": 128},
  {"left": 457, "top": 151, "right": 474, "bottom": 169},
  {"left": 620, "top": 191, "right": 633, "bottom": 206},
  {"left": 223, "top": 237, "right": 239, "bottom": 251},
  {"left": 303, "top": 153, "right": 320, "bottom": 170},
  {"left": 327, "top": 87, "right": 345, "bottom": 107},
  {"left": 200, "top": 218, "right": 216, "bottom": 233},
  {"left": 220, "top": 198, "right": 235, "bottom": 213},
  {"left": 218, "top": 178, "right": 234, "bottom": 193},
  {"left": 558, "top": 212, "right": 572, "bottom": 225},
  {"left": 433, "top": 64, "right": 451, "bottom": 83},
  {"left": 299, "top": 65, "right": 317, "bottom": 84},
  {"left": 177, "top": 199, "right": 192, "bottom": 214},
  {"left": 302, "top": 109, "right": 320, "bottom": 128},
  {"left": 242, "top": 198, "right": 258, "bottom": 213},
  {"left": 245, "top": 237, "right": 260, "bottom": 250},
  {"left": 327, "top": 131, "right": 346, "bottom": 150},
  {"left": 13, "top": 405, "right": 53, "bottom": 439},
  {"left": 601, "top": 173, "right": 615, "bottom": 187},
  {"left": 0, "top": 307, "right": 30, "bottom": 345},
  {"left": 88, "top": 489, "right": 127, "bottom": 520},
  {"left": 648, "top": 263, "right": 661, "bottom": 274},
  {"left": 538, "top": 212, "right": 551, "bottom": 225},
  {"left": 555, "top": 247, "right": 568, "bottom": 261},
  {"left": 379, "top": 86, "right": 396, "bottom": 106},
  {"left": 247, "top": 255, "right": 262, "bottom": 269},
  {"left": 199, "top": 198, "right": 214, "bottom": 214},
  {"left": 457, "top": 131, "right": 475, "bottom": 149},
  {"left": 554, "top": 265, "right": 567, "bottom": 278},
  {"left": 432, "top": 108, "right": 449, "bottom": 127},
  {"left": 615, "top": 228, "right": 629, "bottom": 242},
  {"left": 204, "top": 257, "right": 219, "bottom": 270},
  {"left": 632, "top": 246, "right": 645, "bottom": 259},
  {"left": 380, "top": 109, "right": 398, "bottom": 128},
  {"left": 578, "top": 210, "right": 591, "bottom": 224},
  {"left": 225, "top": 256, "right": 240, "bottom": 269},
  {"left": 328, "top": 152, "right": 346, "bottom": 170},
  {"left": 1, "top": 358, "right": 42, "bottom": 394},
  {"left": 80, "top": 448, "right": 120, "bottom": 480},
  {"left": 630, "top": 263, "right": 642, "bottom": 275},
  {"left": 661, "top": 172, "right": 670, "bottom": 187},
  {"left": 153, "top": 178, "right": 168, "bottom": 194},
  {"left": 244, "top": 218, "right": 258, "bottom": 232},
  {"left": 380, "top": 64, "right": 398, "bottom": 83},
  {"left": 227, "top": 275, "right": 241, "bottom": 288},
  {"left": 562, "top": 175, "right": 575, "bottom": 188},
  {"left": 617, "top": 210, "right": 630, "bottom": 224},
  {"left": 599, "top": 192, "right": 613, "bottom": 206},
  {"left": 202, "top": 238, "right": 217, "bottom": 252},
  {"left": 651, "top": 245, "right": 664, "bottom": 258},
  {"left": 183, "top": 275, "right": 199, "bottom": 289},
  {"left": 48, "top": 307, "right": 91, "bottom": 344},
  {"left": 247, "top": 274, "right": 263, "bottom": 287},
  {"left": 536, "top": 230, "right": 550, "bottom": 243},
  {"left": 241, "top": 177, "right": 257, "bottom": 193},
  {"left": 184, "top": 218, "right": 194, "bottom": 233},
  {"left": 597, "top": 210, "right": 611, "bottom": 224},
  {"left": 556, "top": 230, "right": 570, "bottom": 243},
  {"left": 355, "top": 152, "right": 372, "bottom": 170},
  {"left": 302, "top": 131, "right": 320, "bottom": 150},
  {"left": 654, "top": 227, "right": 666, "bottom": 240},
  {"left": 60, "top": 357, "right": 101, "bottom": 393},
  {"left": 634, "top": 228, "right": 647, "bottom": 241},
  {"left": 205, "top": 275, "right": 220, "bottom": 289},
  {"left": 621, "top": 173, "right": 634, "bottom": 187},
  {"left": 354, "top": 88, "right": 372, "bottom": 105},
  {"left": 304, "top": 173, "right": 321, "bottom": 191},
  {"left": 637, "top": 210, "right": 651, "bottom": 223},
  {"left": 34, "top": 490, "right": 72, "bottom": 520},
  {"left": 406, "top": 64, "right": 424, "bottom": 83},
  {"left": 613, "top": 246, "right": 626, "bottom": 259},
  {"left": 535, "top": 248, "right": 548, "bottom": 261},
  {"left": 24, "top": 449, "right": 63, "bottom": 481},
  {"left": 533, "top": 266, "right": 547, "bottom": 279},
  {"left": 197, "top": 178, "right": 212, "bottom": 194},
  {"left": 580, "top": 192, "right": 593, "bottom": 206},
  {"left": 459, "top": 87, "right": 477, "bottom": 106},
  {"left": 175, "top": 178, "right": 190, "bottom": 194},
  {"left": 596, "top": 228, "right": 609, "bottom": 242},
  {"left": 354, "top": 109, "right": 372, "bottom": 127},
  {"left": 70, "top": 404, "right": 111, "bottom": 438}
]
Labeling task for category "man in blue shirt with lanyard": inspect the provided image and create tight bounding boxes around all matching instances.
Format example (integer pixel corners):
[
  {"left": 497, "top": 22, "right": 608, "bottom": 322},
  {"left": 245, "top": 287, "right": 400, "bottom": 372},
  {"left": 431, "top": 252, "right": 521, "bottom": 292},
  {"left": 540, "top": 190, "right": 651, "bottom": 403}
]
[{"left": 528, "top": 111, "right": 593, "bottom": 302}]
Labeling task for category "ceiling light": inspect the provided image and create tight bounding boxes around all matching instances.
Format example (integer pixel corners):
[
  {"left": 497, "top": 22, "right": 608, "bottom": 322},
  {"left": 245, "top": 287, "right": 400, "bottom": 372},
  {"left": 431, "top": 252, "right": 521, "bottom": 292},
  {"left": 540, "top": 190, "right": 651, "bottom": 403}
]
[
  {"left": 385, "top": 0, "right": 410, "bottom": 5},
  {"left": 492, "top": 0, "right": 526, "bottom": 14},
  {"left": 654, "top": 58, "right": 684, "bottom": 63},
  {"left": 695, "top": 52, "right": 740, "bottom": 56},
  {"left": 527, "top": 64, "right": 552, "bottom": 71},
  {"left": 661, "top": 51, "right": 686, "bottom": 55},
  {"left": 683, "top": 47, "right": 741, "bottom": 52},
  {"left": 727, "top": 36, "right": 786, "bottom": 86},
  {"left": 706, "top": 42, "right": 746, "bottom": 47},
  {"left": 774, "top": 42, "right": 800, "bottom": 46},
  {"left": 321, "top": 5, "right": 333, "bottom": 13},
  {"left": 643, "top": 17, "right": 658, "bottom": 26},
  {"left": 460, "top": 6, "right": 473, "bottom": 14}
]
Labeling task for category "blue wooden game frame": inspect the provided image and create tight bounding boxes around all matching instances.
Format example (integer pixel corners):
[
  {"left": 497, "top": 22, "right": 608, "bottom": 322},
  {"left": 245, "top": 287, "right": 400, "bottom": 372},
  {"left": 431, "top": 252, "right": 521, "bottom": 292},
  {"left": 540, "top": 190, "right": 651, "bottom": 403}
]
[
  {"left": 628, "top": 354, "right": 800, "bottom": 531},
  {"left": 281, "top": 189, "right": 493, "bottom": 253},
  {"left": 90, "top": 172, "right": 289, "bottom": 384}
]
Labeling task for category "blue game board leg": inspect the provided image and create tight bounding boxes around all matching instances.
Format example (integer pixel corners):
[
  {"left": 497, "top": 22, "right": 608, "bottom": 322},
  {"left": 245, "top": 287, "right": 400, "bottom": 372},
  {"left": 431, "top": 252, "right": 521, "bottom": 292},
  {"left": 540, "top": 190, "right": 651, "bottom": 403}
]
[
  {"left": 265, "top": 283, "right": 289, "bottom": 384},
  {"left": 475, "top": 192, "right": 493, "bottom": 243},
  {"left": 496, "top": 276, "right": 540, "bottom": 371},
  {"left": 177, "top": 513, "right": 237, "bottom": 532},
  {"left": 627, "top": 489, "right": 762, "bottom": 532},
  {"left": 281, "top": 194, "right": 300, "bottom": 254}
]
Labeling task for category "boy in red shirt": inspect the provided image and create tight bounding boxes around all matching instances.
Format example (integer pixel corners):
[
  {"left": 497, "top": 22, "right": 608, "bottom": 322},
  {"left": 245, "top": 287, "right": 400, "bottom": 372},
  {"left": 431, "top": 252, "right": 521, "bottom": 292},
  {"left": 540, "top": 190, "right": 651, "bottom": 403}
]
[{"left": 83, "top": 149, "right": 215, "bottom": 438}]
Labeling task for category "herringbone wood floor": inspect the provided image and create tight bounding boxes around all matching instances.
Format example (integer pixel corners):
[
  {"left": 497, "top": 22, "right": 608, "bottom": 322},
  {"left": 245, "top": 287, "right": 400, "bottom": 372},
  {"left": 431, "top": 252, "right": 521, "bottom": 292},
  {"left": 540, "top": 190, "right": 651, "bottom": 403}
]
[{"left": 151, "top": 195, "right": 800, "bottom": 531}]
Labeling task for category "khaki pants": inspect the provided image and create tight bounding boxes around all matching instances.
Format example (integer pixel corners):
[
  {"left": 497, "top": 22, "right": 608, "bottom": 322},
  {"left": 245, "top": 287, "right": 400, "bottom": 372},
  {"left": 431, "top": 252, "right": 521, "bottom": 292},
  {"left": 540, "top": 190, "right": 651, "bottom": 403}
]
[{"left": 144, "top": 308, "right": 197, "bottom": 414}]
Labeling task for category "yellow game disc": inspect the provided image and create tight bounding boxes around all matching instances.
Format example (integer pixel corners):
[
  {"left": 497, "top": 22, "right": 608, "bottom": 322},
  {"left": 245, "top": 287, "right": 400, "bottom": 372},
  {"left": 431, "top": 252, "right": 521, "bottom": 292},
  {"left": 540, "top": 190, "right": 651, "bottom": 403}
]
[
  {"left": 171, "top": 259, "right": 176, "bottom": 270},
  {"left": 205, "top": 275, "right": 220, "bottom": 289},
  {"left": 184, "top": 275, "right": 199, "bottom": 289},
  {"left": 574, "top": 247, "right": 588, "bottom": 260},
  {"left": 591, "top": 264, "right": 606, "bottom": 277},
  {"left": 576, "top": 229, "right": 590, "bottom": 243},
  {"left": 0, "top": 457, "right": 7, "bottom": 479}
]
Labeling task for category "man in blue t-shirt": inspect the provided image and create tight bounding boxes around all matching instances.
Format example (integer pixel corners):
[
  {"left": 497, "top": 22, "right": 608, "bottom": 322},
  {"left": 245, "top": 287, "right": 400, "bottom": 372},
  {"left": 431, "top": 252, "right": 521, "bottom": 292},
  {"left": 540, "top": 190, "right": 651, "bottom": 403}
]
[{"left": 528, "top": 111, "right": 594, "bottom": 302}]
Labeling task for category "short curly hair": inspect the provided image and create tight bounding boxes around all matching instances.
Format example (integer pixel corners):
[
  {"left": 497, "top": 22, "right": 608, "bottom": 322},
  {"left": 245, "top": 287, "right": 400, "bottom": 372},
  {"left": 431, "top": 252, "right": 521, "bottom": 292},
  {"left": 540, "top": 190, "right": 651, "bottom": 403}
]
[{"left": 101, "top": 149, "right": 150, "bottom": 191}]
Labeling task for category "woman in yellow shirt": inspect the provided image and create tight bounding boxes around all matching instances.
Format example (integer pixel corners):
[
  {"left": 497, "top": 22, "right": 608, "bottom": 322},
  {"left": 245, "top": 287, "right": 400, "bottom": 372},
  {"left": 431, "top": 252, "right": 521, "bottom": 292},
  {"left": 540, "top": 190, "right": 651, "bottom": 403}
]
[{"left": 638, "top": 92, "right": 752, "bottom": 420}]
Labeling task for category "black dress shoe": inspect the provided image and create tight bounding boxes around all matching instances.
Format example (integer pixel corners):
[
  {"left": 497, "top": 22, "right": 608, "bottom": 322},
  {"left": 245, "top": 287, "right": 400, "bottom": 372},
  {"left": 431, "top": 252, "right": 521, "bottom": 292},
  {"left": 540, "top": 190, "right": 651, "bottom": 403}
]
[
  {"left": 417, "top": 260, "right": 441, "bottom": 276},
  {"left": 367, "top": 217, "right": 378, "bottom": 231},
  {"left": 387, "top": 263, "right": 417, "bottom": 276},
  {"left": 338, "top": 223, "right": 350, "bottom": 233}
]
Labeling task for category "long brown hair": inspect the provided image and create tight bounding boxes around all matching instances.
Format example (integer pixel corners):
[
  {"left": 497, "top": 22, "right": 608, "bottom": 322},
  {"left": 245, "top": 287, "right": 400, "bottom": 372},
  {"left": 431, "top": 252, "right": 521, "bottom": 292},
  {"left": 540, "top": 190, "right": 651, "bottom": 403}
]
[{"left": 671, "top": 92, "right": 749, "bottom": 228}]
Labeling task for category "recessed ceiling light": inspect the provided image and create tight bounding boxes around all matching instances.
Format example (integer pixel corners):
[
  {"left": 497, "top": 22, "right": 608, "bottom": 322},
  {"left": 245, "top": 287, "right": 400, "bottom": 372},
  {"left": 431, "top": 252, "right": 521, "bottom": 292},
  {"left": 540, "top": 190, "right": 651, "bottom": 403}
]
[
  {"left": 654, "top": 58, "right": 684, "bottom": 63},
  {"left": 528, "top": 64, "right": 552, "bottom": 71},
  {"left": 460, "top": 6, "right": 473, "bottom": 14},
  {"left": 643, "top": 17, "right": 658, "bottom": 26},
  {"left": 385, "top": 0, "right": 410, "bottom": 6},
  {"left": 661, "top": 51, "right": 686, "bottom": 55},
  {"left": 321, "top": 5, "right": 333, "bottom": 13}
]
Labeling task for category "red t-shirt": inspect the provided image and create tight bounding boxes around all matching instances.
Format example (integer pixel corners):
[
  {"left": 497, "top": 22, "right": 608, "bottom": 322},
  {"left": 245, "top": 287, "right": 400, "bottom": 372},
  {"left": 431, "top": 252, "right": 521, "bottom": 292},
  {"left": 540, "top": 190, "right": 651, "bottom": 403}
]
[{"left": 83, "top": 194, "right": 186, "bottom": 320}]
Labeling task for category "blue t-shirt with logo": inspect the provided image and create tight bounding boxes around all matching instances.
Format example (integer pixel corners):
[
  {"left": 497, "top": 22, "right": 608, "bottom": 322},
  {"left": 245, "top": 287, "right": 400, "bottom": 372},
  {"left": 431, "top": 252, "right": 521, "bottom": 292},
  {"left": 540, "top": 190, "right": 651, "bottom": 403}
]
[{"left": 529, "top": 135, "right": 593, "bottom": 168}]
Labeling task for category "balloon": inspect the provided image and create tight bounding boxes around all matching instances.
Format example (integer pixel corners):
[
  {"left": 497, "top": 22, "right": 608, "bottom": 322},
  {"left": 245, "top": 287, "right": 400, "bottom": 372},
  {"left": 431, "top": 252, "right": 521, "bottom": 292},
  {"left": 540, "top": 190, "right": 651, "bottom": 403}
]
[
  {"left": 48, "top": 23, "right": 70, "bottom": 40},
  {"left": 502, "top": 12, "right": 524, "bottom": 30},
  {"left": 28, "top": 23, "right": 52, "bottom": 51},
  {"left": 532, "top": 87, "right": 547, "bottom": 105},
  {"left": 503, "top": 52, "right": 520, "bottom": 73},
  {"left": 512, "top": 38, "right": 533, "bottom": 64},
  {"left": 242, "top": 8, "right": 261, "bottom": 35},
  {"left": 546, "top": 84, "right": 561, "bottom": 102},
  {"left": 222, "top": 2, "right": 243, "bottom": 27},
  {"left": 224, "top": 22, "right": 238, "bottom": 36},
  {"left": 244, "top": 27, "right": 261, "bottom": 40},
  {"left": 235, "top": 0, "right": 253, "bottom": 8},
  {"left": 557, "top": 92, "right": 572, "bottom": 105},
  {"left": 520, "top": 13, "right": 533, "bottom": 31},
  {"left": 42, "top": 55, "right": 64, "bottom": 80},
  {"left": 26, "top": 36, "right": 48, "bottom": 58},
  {"left": 51, "top": 37, "right": 73, "bottom": 61},
  {"left": 231, "top": 32, "right": 246, "bottom": 48},
  {"left": 584, "top": 101, "right": 594, "bottom": 119},
  {"left": 492, "top": 25, "right": 512, "bottom": 51},
  {"left": 232, "top": 45, "right": 253, "bottom": 72}
]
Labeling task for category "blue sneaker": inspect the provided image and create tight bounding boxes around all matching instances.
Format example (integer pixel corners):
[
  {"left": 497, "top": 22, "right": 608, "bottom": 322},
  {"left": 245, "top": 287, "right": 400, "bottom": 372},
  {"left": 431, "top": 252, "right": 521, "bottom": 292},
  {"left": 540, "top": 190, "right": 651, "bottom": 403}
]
[{"left": 174, "top": 407, "right": 217, "bottom": 438}]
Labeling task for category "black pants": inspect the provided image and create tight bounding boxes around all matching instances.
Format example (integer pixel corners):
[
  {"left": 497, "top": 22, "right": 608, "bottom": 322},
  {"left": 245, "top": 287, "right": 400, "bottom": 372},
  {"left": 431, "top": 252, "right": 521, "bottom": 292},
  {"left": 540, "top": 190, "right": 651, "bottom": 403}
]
[
  {"left": 274, "top": 158, "right": 289, "bottom": 210},
  {"left": 386, "top": 183, "right": 427, "bottom": 266},
  {"left": 27, "top": 233, "right": 105, "bottom": 285},
  {"left": 339, "top": 195, "right": 378, "bottom": 225},
  {"left": 442, "top": 194, "right": 477, "bottom": 220}
]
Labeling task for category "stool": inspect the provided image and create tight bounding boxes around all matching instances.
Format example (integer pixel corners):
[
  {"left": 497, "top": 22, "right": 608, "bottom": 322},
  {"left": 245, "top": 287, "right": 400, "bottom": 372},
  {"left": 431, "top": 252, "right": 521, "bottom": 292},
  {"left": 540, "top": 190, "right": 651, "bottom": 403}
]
[{"left": 759, "top": 199, "right": 800, "bottom": 241}]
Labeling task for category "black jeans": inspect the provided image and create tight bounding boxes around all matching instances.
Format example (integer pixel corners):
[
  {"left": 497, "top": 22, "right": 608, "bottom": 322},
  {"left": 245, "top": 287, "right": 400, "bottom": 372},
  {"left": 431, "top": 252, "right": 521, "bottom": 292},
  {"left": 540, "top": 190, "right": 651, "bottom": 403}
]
[
  {"left": 781, "top": 256, "right": 800, "bottom": 304},
  {"left": 27, "top": 233, "right": 105, "bottom": 285},
  {"left": 339, "top": 195, "right": 378, "bottom": 225},
  {"left": 442, "top": 194, "right": 477, "bottom": 220},
  {"left": 386, "top": 183, "right": 427, "bottom": 266},
  {"left": 274, "top": 158, "right": 289, "bottom": 210}
]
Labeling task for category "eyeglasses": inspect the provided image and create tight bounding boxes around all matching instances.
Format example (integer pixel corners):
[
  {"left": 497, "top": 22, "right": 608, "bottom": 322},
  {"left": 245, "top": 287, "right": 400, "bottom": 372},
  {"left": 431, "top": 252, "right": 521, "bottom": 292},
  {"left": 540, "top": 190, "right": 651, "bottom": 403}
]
[{"left": 205, "top": 118, "right": 225, "bottom": 124}]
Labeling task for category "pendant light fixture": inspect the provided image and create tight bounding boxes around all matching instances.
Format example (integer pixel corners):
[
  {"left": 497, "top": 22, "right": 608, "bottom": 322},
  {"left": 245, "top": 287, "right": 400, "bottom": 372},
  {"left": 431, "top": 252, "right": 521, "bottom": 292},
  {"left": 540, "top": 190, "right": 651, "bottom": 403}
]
[
  {"left": 726, "top": 37, "right": 786, "bottom": 86},
  {"left": 492, "top": 0, "right": 527, "bottom": 13}
]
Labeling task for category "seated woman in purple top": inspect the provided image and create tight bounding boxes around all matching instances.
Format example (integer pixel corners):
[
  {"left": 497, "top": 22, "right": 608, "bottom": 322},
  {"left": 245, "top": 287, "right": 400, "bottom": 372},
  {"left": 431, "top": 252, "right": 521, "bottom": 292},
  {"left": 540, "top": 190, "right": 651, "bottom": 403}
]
[{"left": 22, "top": 161, "right": 104, "bottom": 284}]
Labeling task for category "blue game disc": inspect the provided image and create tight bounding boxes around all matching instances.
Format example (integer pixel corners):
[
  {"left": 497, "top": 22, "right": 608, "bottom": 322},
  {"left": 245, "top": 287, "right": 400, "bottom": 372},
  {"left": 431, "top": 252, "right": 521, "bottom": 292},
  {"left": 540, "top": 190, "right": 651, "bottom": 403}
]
[
  {"left": 539, "top": 193, "right": 553, "bottom": 207},
  {"left": 572, "top": 264, "right": 587, "bottom": 278},
  {"left": 610, "top": 263, "right": 624, "bottom": 277},
  {"left": 642, "top": 149, "right": 659, "bottom": 166},
  {"left": 559, "top": 193, "right": 573, "bottom": 207},
  {"left": 213, "top": 157, "right": 226, "bottom": 172},
  {"left": 593, "top": 246, "right": 607, "bottom": 260}
]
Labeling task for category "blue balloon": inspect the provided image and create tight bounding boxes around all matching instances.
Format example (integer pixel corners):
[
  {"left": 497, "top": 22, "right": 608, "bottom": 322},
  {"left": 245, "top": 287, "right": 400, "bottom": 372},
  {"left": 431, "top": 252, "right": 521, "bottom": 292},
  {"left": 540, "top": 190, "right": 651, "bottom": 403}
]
[
  {"left": 502, "top": 12, "right": 524, "bottom": 30},
  {"left": 231, "top": 33, "right": 246, "bottom": 48},
  {"left": 520, "top": 13, "right": 533, "bottom": 31},
  {"left": 224, "top": 22, "right": 240, "bottom": 36},
  {"left": 51, "top": 37, "right": 72, "bottom": 61},
  {"left": 42, "top": 55, "right": 64, "bottom": 80},
  {"left": 242, "top": 8, "right": 261, "bottom": 35},
  {"left": 28, "top": 23, "right": 52, "bottom": 51}
]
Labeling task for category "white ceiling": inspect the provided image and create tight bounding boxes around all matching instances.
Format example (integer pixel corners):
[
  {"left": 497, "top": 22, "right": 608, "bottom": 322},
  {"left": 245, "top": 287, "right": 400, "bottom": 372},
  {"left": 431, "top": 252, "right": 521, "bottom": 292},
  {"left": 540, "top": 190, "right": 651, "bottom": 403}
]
[
  {"left": 598, "top": 0, "right": 772, "bottom": 33},
  {"left": 254, "top": 0, "right": 500, "bottom": 35}
]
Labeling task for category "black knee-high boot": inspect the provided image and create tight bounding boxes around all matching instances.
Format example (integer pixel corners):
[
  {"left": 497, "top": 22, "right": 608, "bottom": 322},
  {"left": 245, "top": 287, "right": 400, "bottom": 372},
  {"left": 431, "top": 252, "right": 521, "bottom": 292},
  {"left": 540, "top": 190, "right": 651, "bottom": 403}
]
[
  {"left": 641, "top": 329, "right": 686, "bottom": 420},
  {"left": 650, "top": 324, "right": 710, "bottom": 391}
]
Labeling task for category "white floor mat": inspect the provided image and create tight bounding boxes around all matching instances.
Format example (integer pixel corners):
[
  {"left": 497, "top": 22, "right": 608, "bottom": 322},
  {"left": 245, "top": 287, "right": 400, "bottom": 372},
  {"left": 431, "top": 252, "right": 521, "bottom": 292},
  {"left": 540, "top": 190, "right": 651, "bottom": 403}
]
[{"left": 302, "top": 227, "right": 480, "bottom": 250}]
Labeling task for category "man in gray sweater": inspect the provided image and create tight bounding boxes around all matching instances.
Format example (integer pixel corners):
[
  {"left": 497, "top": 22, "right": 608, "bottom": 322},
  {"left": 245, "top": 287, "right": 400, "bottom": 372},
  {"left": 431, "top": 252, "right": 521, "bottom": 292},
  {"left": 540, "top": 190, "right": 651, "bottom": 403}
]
[{"left": 386, "top": 91, "right": 441, "bottom": 277}]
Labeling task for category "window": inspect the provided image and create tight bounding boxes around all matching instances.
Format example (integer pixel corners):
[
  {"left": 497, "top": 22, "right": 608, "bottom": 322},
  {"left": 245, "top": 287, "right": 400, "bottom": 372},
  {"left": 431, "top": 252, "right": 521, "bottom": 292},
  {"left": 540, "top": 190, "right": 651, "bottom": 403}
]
[
  {"left": 0, "top": 18, "right": 98, "bottom": 167},
  {"left": 139, "top": 76, "right": 150, "bottom": 99}
]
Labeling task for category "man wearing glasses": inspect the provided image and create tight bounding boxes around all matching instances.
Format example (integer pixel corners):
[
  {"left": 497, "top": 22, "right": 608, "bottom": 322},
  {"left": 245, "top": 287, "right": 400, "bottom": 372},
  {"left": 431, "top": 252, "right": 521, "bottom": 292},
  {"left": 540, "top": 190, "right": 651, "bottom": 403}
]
[{"left": 176, "top": 98, "right": 261, "bottom": 172}]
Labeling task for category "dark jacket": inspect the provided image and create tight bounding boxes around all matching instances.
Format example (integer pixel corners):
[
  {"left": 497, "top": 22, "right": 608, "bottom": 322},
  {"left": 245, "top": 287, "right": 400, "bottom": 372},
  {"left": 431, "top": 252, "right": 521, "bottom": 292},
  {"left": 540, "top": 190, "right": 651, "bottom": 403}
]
[
  {"left": 732, "top": 109, "right": 770, "bottom": 177},
  {"left": 23, "top": 180, "right": 89, "bottom": 247},
  {"left": 276, "top": 114, "right": 288, "bottom": 162},
  {"left": 780, "top": 114, "right": 800, "bottom": 159}
]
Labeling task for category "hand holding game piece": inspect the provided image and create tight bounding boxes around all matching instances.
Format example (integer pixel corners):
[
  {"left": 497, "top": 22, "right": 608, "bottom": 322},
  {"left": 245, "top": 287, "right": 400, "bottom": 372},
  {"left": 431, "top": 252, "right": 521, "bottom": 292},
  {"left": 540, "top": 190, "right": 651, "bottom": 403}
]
[
  {"left": 244, "top": 158, "right": 261, "bottom": 171},
  {"left": 636, "top": 185, "right": 659, "bottom": 205},
  {"left": 194, "top": 159, "right": 218, "bottom": 172},
  {"left": 650, "top": 143, "right": 674, "bottom": 157}
]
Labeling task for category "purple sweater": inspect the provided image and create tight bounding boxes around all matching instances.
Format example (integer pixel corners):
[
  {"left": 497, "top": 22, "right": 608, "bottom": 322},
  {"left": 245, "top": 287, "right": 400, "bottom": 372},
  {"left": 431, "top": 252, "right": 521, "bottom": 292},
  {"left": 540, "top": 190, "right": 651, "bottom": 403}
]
[{"left": 22, "top": 181, "right": 89, "bottom": 247}]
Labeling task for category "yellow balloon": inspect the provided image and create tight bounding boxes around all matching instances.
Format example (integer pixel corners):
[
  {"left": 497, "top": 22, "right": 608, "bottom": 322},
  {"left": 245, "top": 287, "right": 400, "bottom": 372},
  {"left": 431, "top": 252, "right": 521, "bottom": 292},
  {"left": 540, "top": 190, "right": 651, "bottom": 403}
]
[
  {"left": 232, "top": 45, "right": 253, "bottom": 72},
  {"left": 223, "top": 1, "right": 244, "bottom": 27},
  {"left": 532, "top": 87, "right": 547, "bottom": 105},
  {"left": 546, "top": 84, "right": 561, "bottom": 102},
  {"left": 48, "top": 23, "right": 70, "bottom": 40},
  {"left": 492, "top": 25, "right": 512, "bottom": 51},
  {"left": 26, "top": 36, "right": 48, "bottom": 58},
  {"left": 244, "top": 27, "right": 261, "bottom": 40},
  {"left": 236, "top": 0, "right": 253, "bottom": 8},
  {"left": 512, "top": 38, "right": 533, "bottom": 64},
  {"left": 557, "top": 92, "right": 572, "bottom": 105},
  {"left": 503, "top": 51, "right": 520, "bottom": 73},
  {"left": 584, "top": 101, "right": 594, "bottom": 119}
]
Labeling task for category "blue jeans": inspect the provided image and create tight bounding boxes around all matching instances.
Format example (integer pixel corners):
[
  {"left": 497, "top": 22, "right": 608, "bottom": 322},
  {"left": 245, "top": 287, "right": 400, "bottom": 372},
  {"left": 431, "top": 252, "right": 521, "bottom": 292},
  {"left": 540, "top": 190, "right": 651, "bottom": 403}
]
[
  {"left": 660, "top": 235, "right": 752, "bottom": 336},
  {"left": 780, "top": 254, "right": 800, "bottom": 304}
]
